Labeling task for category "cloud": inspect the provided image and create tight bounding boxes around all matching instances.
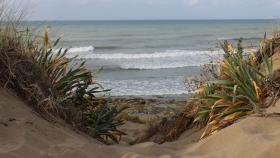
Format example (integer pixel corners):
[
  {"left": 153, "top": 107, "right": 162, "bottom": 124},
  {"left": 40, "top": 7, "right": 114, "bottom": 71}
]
[
  {"left": 187, "top": 0, "right": 200, "bottom": 6},
  {"left": 25, "top": 0, "right": 280, "bottom": 20}
]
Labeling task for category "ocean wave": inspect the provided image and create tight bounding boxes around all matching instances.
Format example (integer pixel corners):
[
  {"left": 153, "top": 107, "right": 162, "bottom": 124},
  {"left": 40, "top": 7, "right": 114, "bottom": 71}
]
[
  {"left": 217, "top": 37, "right": 261, "bottom": 41},
  {"left": 63, "top": 47, "right": 224, "bottom": 70},
  {"left": 62, "top": 46, "right": 259, "bottom": 70},
  {"left": 98, "top": 77, "right": 189, "bottom": 96},
  {"left": 119, "top": 63, "right": 203, "bottom": 70},
  {"left": 94, "top": 46, "right": 121, "bottom": 50},
  {"left": 111, "top": 53, "right": 218, "bottom": 70},
  {"left": 75, "top": 50, "right": 223, "bottom": 60},
  {"left": 68, "top": 46, "right": 94, "bottom": 53}
]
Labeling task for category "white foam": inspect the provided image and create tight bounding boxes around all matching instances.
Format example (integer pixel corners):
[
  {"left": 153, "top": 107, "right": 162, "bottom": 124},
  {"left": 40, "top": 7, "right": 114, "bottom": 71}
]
[
  {"left": 63, "top": 46, "right": 224, "bottom": 70},
  {"left": 120, "top": 62, "right": 203, "bottom": 70},
  {"left": 63, "top": 45, "right": 223, "bottom": 60},
  {"left": 78, "top": 50, "right": 223, "bottom": 60},
  {"left": 64, "top": 46, "right": 95, "bottom": 57},
  {"left": 98, "top": 77, "right": 189, "bottom": 96},
  {"left": 69, "top": 46, "right": 94, "bottom": 53},
  {"left": 116, "top": 50, "right": 223, "bottom": 70}
]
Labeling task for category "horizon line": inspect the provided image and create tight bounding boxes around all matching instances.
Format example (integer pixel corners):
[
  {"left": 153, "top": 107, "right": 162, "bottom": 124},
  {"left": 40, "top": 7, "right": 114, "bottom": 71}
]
[{"left": 25, "top": 18, "right": 277, "bottom": 22}]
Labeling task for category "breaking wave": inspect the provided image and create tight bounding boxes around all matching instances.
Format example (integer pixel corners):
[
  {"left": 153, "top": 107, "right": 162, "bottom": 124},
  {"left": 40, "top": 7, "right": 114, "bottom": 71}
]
[
  {"left": 64, "top": 46, "right": 225, "bottom": 70},
  {"left": 65, "top": 46, "right": 222, "bottom": 60}
]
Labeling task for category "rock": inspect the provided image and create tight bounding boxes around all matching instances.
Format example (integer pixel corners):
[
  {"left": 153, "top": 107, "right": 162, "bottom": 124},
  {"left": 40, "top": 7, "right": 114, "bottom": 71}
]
[{"left": 140, "top": 100, "right": 146, "bottom": 105}]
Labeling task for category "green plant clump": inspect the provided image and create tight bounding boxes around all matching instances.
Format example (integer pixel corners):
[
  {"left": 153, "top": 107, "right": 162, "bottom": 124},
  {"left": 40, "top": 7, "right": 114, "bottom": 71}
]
[
  {"left": 33, "top": 30, "right": 127, "bottom": 143},
  {"left": 0, "top": 20, "right": 126, "bottom": 143},
  {"left": 194, "top": 38, "right": 276, "bottom": 139}
]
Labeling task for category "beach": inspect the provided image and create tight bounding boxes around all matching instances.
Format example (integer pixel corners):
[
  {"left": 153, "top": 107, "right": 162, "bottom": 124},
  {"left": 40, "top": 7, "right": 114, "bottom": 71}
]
[
  {"left": 2, "top": 86, "right": 280, "bottom": 158},
  {"left": 0, "top": 17, "right": 279, "bottom": 158},
  {"left": 1, "top": 0, "right": 280, "bottom": 156}
]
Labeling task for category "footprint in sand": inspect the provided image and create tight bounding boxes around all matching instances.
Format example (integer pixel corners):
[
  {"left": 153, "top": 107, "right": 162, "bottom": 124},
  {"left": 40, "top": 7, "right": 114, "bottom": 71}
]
[{"left": 0, "top": 123, "right": 25, "bottom": 153}]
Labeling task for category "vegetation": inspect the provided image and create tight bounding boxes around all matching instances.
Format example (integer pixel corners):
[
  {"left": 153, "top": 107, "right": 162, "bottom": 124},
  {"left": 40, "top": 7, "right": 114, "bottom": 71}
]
[
  {"left": 1, "top": 0, "right": 280, "bottom": 146},
  {"left": 156, "top": 36, "right": 280, "bottom": 143},
  {"left": 0, "top": 3, "right": 126, "bottom": 143},
  {"left": 36, "top": 30, "right": 127, "bottom": 143},
  {"left": 193, "top": 38, "right": 277, "bottom": 139}
]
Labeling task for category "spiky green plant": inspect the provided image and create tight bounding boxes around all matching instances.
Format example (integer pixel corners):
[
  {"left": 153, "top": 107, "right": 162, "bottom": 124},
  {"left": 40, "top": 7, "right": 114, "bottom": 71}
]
[
  {"left": 34, "top": 34, "right": 90, "bottom": 101},
  {"left": 194, "top": 38, "right": 275, "bottom": 139},
  {"left": 83, "top": 101, "right": 127, "bottom": 143},
  {"left": 33, "top": 30, "right": 126, "bottom": 143},
  {"left": 0, "top": 1, "right": 125, "bottom": 144}
]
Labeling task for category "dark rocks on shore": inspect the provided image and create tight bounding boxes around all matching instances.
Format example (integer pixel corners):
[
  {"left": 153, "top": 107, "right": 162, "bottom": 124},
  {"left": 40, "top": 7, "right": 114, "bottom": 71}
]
[{"left": 109, "top": 96, "right": 186, "bottom": 123}]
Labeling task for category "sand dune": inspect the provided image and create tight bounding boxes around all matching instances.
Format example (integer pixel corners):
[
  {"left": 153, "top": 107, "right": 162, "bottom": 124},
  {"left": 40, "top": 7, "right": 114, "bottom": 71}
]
[{"left": 1, "top": 88, "right": 280, "bottom": 158}]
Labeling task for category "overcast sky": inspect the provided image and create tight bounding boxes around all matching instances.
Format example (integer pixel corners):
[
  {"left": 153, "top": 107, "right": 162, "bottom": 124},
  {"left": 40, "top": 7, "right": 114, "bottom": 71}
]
[{"left": 23, "top": 0, "right": 280, "bottom": 20}]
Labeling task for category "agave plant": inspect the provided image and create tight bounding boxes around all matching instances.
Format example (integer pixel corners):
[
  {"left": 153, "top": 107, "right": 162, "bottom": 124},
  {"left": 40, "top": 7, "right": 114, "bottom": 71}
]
[
  {"left": 194, "top": 38, "right": 274, "bottom": 139},
  {"left": 33, "top": 30, "right": 126, "bottom": 143}
]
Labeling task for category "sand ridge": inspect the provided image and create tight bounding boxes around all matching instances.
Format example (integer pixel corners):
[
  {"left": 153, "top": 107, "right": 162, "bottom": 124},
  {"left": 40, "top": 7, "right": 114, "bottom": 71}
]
[{"left": 1, "top": 88, "right": 280, "bottom": 158}]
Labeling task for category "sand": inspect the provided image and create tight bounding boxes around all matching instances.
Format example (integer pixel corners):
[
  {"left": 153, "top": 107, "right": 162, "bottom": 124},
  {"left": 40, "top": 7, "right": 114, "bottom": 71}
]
[{"left": 1, "top": 88, "right": 280, "bottom": 158}]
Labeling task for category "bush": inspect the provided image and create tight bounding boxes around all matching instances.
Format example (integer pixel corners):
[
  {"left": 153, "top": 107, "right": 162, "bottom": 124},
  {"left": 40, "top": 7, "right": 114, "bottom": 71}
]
[
  {"left": 83, "top": 101, "right": 127, "bottom": 143},
  {"left": 33, "top": 30, "right": 127, "bottom": 143},
  {"left": 193, "top": 38, "right": 277, "bottom": 139},
  {"left": 0, "top": 17, "right": 126, "bottom": 143}
]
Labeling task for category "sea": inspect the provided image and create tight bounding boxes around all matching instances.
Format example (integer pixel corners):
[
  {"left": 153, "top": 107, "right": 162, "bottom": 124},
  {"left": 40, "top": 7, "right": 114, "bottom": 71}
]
[{"left": 27, "top": 20, "right": 277, "bottom": 96}]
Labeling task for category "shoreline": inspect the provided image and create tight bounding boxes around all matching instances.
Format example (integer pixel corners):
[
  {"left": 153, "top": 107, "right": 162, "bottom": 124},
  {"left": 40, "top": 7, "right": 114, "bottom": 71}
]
[
  {"left": 110, "top": 94, "right": 188, "bottom": 101},
  {"left": 109, "top": 94, "right": 187, "bottom": 125}
]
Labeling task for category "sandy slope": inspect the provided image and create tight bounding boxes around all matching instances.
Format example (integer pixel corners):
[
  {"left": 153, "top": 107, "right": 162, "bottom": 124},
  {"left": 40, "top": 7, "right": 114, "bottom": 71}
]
[
  {"left": 0, "top": 89, "right": 178, "bottom": 158},
  {"left": 1, "top": 88, "right": 280, "bottom": 158}
]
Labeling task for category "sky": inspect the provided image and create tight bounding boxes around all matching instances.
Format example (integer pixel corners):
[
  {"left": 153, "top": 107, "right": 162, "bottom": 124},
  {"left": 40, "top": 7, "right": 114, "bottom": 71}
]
[{"left": 21, "top": 0, "right": 280, "bottom": 20}]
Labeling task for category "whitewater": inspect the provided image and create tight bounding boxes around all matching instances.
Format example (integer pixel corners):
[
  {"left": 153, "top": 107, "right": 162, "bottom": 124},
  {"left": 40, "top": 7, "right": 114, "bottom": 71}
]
[{"left": 66, "top": 46, "right": 223, "bottom": 70}]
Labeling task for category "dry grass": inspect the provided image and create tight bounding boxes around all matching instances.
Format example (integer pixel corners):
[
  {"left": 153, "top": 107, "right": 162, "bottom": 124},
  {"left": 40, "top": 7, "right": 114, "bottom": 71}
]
[
  {"left": 0, "top": 22, "right": 55, "bottom": 119},
  {"left": 129, "top": 100, "right": 201, "bottom": 144},
  {"left": 0, "top": 2, "right": 126, "bottom": 144}
]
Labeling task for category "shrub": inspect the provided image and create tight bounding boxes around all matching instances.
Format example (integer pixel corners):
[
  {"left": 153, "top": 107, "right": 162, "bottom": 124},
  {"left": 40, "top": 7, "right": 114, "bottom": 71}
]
[
  {"left": 0, "top": 13, "right": 126, "bottom": 143},
  {"left": 83, "top": 101, "right": 127, "bottom": 143},
  {"left": 33, "top": 30, "right": 127, "bottom": 143},
  {"left": 194, "top": 38, "right": 276, "bottom": 139},
  {"left": 0, "top": 1, "right": 126, "bottom": 144}
]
